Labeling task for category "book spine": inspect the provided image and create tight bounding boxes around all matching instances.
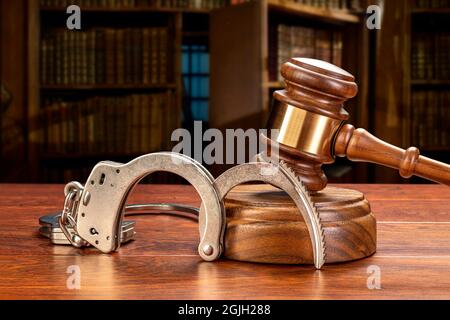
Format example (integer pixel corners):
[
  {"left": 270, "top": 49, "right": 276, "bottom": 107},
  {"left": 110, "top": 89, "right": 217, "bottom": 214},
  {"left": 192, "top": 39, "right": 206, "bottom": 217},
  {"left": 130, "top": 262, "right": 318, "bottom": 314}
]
[
  {"left": 133, "top": 29, "right": 142, "bottom": 84},
  {"left": 95, "top": 29, "right": 106, "bottom": 84},
  {"left": 151, "top": 28, "right": 159, "bottom": 84},
  {"left": 41, "top": 38, "right": 48, "bottom": 85},
  {"left": 332, "top": 31, "right": 343, "bottom": 67},
  {"left": 105, "top": 28, "right": 116, "bottom": 85},
  {"left": 159, "top": 28, "right": 168, "bottom": 84},
  {"left": 142, "top": 29, "right": 151, "bottom": 84},
  {"left": 116, "top": 29, "right": 125, "bottom": 84},
  {"left": 131, "top": 94, "right": 141, "bottom": 153},
  {"left": 89, "top": 30, "right": 96, "bottom": 84},
  {"left": 55, "top": 31, "right": 63, "bottom": 84},
  {"left": 124, "top": 28, "right": 133, "bottom": 84},
  {"left": 140, "top": 94, "right": 150, "bottom": 152},
  {"left": 82, "top": 33, "right": 88, "bottom": 84}
]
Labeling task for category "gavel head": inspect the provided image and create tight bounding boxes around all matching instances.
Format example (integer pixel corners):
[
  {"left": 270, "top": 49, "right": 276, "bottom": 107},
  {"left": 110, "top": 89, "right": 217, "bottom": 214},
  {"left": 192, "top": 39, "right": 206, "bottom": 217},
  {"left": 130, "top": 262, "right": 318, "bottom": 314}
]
[{"left": 262, "top": 58, "right": 358, "bottom": 192}]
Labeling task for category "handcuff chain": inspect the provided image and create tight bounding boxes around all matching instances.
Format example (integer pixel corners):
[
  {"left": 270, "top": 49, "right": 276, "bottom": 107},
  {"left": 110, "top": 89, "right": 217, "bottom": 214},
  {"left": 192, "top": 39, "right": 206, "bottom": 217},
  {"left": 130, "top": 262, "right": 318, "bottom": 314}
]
[{"left": 59, "top": 182, "right": 87, "bottom": 248}]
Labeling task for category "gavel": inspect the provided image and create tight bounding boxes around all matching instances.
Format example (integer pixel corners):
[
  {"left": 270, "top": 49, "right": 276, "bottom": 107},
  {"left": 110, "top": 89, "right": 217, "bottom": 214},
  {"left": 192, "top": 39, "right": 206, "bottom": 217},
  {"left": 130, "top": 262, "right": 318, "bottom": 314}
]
[{"left": 261, "top": 57, "right": 450, "bottom": 192}]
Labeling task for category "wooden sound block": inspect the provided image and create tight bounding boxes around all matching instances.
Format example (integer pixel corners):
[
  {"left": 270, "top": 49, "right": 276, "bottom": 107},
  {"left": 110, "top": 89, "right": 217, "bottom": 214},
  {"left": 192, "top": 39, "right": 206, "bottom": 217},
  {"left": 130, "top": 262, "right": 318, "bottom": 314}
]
[{"left": 223, "top": 184, "right": 376, "bottom": 265}]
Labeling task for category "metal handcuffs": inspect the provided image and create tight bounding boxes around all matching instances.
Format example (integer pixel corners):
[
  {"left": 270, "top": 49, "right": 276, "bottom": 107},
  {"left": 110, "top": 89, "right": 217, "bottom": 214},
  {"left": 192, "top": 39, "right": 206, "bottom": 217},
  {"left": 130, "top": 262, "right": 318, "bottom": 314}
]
[{"left": 39, "top": 151, "right": 325, "bottom": 269}]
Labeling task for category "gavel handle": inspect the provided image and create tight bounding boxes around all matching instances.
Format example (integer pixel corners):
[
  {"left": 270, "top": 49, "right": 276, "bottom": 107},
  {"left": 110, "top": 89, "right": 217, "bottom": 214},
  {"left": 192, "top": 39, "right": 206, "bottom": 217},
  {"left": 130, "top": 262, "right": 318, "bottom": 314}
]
[{"left": 334, "top": 124, "right": 450, "bottom": 186}]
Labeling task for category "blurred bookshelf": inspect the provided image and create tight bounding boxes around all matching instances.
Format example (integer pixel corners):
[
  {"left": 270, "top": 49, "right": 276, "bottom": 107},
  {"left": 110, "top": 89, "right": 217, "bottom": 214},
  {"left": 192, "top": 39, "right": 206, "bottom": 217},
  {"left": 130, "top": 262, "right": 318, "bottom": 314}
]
[
  {"left": 372, "top": 0, "right": 450, "bottom": 183},
  {"left": 10, "top": 0, "right": 448, "bottom": 184},
  {"left": 39, "top": 0, "right": 231, "bottom": 11},
  {"left": 26, "top": 0, "right": 248, "bottom": 182},
  {"left": 409, "top": 0, "right": 450, "bottom": 182}
]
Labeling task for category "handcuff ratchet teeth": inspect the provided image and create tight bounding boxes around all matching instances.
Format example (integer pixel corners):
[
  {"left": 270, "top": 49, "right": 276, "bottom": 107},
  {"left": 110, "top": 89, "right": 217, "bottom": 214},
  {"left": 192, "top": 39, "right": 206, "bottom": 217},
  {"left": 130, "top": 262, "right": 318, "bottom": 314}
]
[{"left": 200, "top": 160, "right": 326, "bottom": 269}]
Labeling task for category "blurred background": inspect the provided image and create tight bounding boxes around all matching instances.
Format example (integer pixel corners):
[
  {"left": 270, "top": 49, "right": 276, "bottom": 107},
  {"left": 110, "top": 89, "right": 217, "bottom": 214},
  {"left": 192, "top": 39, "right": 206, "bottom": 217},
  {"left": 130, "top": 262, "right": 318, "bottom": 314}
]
[{"left": 0, "top": 0, "right": 449, "bottom": 184}]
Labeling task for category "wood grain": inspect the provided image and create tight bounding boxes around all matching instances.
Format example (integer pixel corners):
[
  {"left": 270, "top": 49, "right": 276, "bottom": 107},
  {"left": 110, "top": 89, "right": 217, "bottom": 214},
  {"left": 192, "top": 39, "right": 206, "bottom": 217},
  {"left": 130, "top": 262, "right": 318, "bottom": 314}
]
[
  {"left": 335, "top": 124, "right": 450, "bottom": 185},
  {"left": 224, "top": 185, "right": 376, "bottom": 264},
  {"left": 0, "top": 183, "right": 449, "bottom": 299}
]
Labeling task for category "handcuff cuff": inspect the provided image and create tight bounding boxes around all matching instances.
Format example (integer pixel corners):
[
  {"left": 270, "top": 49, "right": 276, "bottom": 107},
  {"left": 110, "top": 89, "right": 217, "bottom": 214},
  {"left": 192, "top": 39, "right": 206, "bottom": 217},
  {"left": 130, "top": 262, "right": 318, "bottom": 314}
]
[
  {"left": 39, "top": 203, "right": 199, "bottom": 245},
  {"left": 39, "top": 151, "right": 325, "bottom": 269}
]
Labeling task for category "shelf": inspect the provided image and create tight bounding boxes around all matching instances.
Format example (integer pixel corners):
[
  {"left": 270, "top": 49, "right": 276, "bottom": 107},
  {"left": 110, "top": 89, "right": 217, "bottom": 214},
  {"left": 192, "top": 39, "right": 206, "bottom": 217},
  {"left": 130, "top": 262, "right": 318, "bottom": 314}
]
[
  {"left": 267, "top": 0, "right": 360, "bottom": 24},
  {"left": 41, "top": 152, "right": 150, "bottom": 162},
  {"left": 41, "top": 84, "right": 177, "bottom": 92},
  {"left": 411, "top": 80, "right": 450, "bottom": 87},
  {"left": 412, "top": 8, "right": 450, "bottom": 15},
  {"left": 418, "top": 147, "right": 450, "bottom": 152},
  {"left": 40, "top": 6, "right": 210, "bottom": 14}
]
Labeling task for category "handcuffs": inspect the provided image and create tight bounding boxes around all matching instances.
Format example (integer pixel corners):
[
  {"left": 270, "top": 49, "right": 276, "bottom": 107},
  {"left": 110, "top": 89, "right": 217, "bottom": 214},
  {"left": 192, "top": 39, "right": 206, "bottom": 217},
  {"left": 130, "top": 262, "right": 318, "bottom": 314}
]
[{"left": 39, "top": 152, "right": 325, "bottom": 269}]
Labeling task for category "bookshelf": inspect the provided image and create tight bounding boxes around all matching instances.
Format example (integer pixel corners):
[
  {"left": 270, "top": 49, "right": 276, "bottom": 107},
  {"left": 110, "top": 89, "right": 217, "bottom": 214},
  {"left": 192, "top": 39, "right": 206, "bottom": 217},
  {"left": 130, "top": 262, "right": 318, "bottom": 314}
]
[
  {"left": 411, "top": 80, "right": 450, "bottom": 87},
  {"left": 26, "top": 1, "right": 246, "bottom": 182},
  {"left": 27, "top": 3, "right": 181, "bottom": 182},
  {"left": 412, "top": 8, "right": 450, "bottom": 14},
  {"left": 410, "top": 0, "right": 450, "bottom": 182},
  {"left": 41, "top": 84, "right": 177, "bottom": 90},
  {"left": 372, "top": 0, "right": 450, "bottom": 183},
  {"left": 210, "top": 0, "right": 370, "bottom": 182},
  {"left": 267, "top": 0, "right": 361, "bottom": 23},
  {"left": 40, "top": 6, "right": 211, "bottom": 13}
]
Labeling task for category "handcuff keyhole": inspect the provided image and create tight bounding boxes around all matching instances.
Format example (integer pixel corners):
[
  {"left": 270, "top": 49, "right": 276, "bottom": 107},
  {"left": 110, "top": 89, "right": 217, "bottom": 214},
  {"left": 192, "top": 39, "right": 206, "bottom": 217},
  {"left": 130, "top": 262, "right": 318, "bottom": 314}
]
[
  {"left": 99, "top": 173, "right": 106, "bottom": 185},
  {"left": 90, "top": 228, "right": 98, "bottom": 235}
]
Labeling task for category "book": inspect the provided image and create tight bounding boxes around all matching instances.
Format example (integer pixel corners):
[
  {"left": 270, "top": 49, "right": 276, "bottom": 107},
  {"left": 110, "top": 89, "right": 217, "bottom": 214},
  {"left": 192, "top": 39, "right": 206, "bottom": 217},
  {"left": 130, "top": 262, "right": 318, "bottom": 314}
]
[
  {"left": 272, "top": 24, "right": 342, "bottom": 81},
  {"left": 411, "top": 90, "right": 450, "bottom": 149},
  {"left": 42, "top": 93, "right": 170, "bottom": 155},
  {"left": 412, "top": 32, "right": 450, "bottom": 80},
  {"left": 40, "top": 0, "right": 249, "bottom": 10},
  {"left": 40, "top": 27, "right": 172, "bottom": 86},
  {"left": 415, "top": 0, "right": 450, "bottom": 8}
]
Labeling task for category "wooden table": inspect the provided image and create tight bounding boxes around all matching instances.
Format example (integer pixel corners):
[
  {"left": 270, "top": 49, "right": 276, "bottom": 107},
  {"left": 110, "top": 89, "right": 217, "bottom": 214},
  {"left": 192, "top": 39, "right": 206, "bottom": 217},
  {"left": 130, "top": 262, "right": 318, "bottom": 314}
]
[{"left": 0, "top": 183, "right": 449, "bottom": 299}]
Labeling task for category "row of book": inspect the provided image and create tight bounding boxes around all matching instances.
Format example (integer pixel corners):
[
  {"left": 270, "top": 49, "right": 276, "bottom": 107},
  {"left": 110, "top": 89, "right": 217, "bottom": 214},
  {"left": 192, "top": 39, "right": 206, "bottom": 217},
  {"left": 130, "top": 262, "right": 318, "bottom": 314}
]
[
  {"left": 40, "top": 0, "right": 248, "bottom": 9},
  {"left": 42, "top": 93, "right": 177, "bottom": 155},
  {"left": 411, "top": 90, "right": 449, "bottom": 149},
  {"left": 41, "top": 27, "right": 170, "bottom": 86},
  {"left": 411, "top": 33, "right": 450, "bottom": 80},
  {"left": 285, "top": 0, "right": 364, "bottom": 10},
  {"left": 414, "top": 0, "right": 450, "bottom": 8},
  {"left": 40, "top": 0, "right": 364, "bottom": 10},
  {"left": 271, "top": 24, "right": 342, "bottom": 81}
]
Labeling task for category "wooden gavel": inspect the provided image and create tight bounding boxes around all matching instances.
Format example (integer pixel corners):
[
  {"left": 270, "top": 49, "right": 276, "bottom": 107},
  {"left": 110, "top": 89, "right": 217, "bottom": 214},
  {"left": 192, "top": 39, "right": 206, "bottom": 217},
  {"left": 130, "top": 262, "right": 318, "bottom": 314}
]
[{"left": 262, "top": 58, "right": 450, "bottom": 191}]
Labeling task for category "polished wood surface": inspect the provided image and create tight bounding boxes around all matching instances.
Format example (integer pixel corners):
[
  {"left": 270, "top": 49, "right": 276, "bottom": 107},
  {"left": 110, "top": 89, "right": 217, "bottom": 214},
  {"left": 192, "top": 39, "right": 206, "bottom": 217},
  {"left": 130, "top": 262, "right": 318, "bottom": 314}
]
[
  {"left": 224, "top": 185, "right": 376, "bottom": 264},
  {"left": 0, "top": 183, "right": 449, "bottom": 299}
]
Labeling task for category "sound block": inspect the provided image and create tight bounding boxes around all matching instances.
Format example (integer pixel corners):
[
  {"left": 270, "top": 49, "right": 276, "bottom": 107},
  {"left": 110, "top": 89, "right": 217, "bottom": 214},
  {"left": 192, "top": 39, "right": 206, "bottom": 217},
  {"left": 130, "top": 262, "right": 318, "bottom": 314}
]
[{"left": 223, "top": 184, "right": 376, "bottom": 264}]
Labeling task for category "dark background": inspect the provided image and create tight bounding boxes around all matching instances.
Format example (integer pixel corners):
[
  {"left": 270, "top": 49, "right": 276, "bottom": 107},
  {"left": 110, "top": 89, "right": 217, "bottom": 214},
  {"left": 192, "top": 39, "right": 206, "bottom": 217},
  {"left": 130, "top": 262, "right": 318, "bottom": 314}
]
[{"left": 0, "top": 0, "right": 449, "bottom": 184}]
